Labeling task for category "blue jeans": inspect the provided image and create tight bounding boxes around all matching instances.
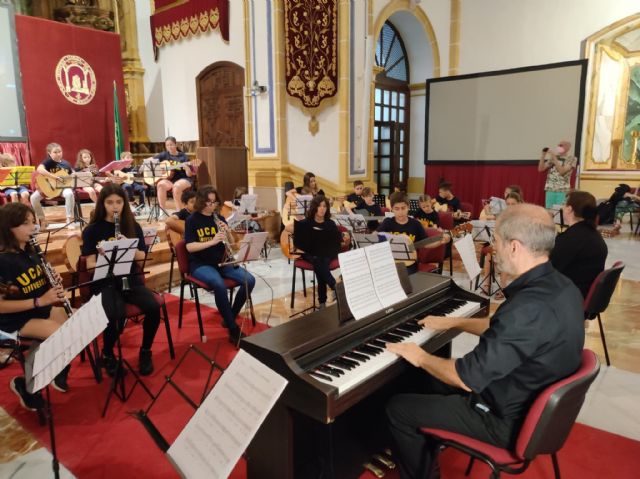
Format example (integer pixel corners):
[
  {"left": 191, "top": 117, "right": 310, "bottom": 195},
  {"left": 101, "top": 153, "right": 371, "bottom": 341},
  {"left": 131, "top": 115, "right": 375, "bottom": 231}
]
[
  {"left": 191, "top": 264, "right": 256, "bottom": 332},
  {"left": 123, "top": 182, "right": 146, "bottom": 204}
]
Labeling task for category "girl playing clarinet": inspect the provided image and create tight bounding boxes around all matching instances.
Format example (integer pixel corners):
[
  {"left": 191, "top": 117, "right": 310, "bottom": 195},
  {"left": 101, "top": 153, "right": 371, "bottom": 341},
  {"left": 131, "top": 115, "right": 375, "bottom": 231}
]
[
  {"left": 0, "top": 203, "right": 71, "bottom": 409},
  {"left": 81, "top": 183, "right": 160, "bottom": 376}
]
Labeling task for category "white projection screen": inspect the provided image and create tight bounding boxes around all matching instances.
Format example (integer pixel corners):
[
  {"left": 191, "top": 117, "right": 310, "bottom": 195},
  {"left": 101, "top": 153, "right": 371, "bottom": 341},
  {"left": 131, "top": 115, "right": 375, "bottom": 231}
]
[
  {"left": 0, "top": 3, "right": 27, "bottom": 141},
  {"left": 425, "top": 61, "right": 587, "bottom": 163}
]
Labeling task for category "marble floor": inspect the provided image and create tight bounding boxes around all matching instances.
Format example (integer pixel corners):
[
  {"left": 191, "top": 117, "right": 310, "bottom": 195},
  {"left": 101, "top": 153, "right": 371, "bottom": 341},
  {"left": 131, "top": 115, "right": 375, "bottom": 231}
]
[{"left": 1, "top": 227, "right": 638, "bottom": 477}]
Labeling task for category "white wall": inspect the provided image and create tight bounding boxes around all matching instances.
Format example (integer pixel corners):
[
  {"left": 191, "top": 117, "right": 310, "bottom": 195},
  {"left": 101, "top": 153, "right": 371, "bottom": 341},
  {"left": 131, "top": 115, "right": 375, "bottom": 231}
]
[
  {"left": 459, "top": 0, "right": 640, "bottom": 74},
  {"left": 137, "top": 0, "right": 246, "bottom": 142}
]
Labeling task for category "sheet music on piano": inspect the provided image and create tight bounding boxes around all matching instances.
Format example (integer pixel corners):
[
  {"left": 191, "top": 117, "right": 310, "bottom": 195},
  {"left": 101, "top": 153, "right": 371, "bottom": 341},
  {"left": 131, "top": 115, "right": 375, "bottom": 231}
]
[{"left": 338, "top": 242, "right": 407, "bottom": 320}]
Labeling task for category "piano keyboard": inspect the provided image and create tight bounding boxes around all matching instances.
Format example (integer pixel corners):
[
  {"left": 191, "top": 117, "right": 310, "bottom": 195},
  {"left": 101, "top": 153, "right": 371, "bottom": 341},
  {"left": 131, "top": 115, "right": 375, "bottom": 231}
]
[{"left": 308, "top": 298, "right": 482, "bottom": 395}]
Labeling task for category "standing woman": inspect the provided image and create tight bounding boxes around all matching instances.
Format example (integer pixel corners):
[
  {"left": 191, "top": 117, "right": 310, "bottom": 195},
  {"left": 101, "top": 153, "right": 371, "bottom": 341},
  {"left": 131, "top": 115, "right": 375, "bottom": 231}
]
[
  {"left": 185, "top": 186, "right": 255, "bottom": 344},
  {"left": 150, "top": 136, "right": 196, "bottom": 212},
  {"left": 550, "top": 191, "right": 608, "bottom": 298},
  {"left": 74, "top": 149, "right": 102, "bottom": 202},
  {"left": 0, "top": 203, "right": 71, "bottom": 409},
  {"left": 538, "top": 140, "right": 577, "bottom": 209},
  {"left": 285, "top": 195, "right": 343, "bottom": 308},
  {"left": 81, "top": 183, "right": 160, "bottom": 376}
]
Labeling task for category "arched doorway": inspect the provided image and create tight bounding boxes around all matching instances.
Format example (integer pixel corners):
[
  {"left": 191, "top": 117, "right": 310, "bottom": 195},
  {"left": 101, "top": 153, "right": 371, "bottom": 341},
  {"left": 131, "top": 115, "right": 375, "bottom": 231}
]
[
  {"left": 373, "top": 21, "right": 410, "bottom": 197},
  {"left": 196, "top": 62, "right": 245, "bottom": 147}
]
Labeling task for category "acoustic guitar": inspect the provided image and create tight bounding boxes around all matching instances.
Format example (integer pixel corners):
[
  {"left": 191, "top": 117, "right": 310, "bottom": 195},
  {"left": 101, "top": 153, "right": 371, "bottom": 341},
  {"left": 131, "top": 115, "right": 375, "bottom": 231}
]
[
  {"left": 35, "top": 171, "right": 79, "bottom": 198},
  {"left": 142, "top": 158, "right": 201, "bottom": 186}
]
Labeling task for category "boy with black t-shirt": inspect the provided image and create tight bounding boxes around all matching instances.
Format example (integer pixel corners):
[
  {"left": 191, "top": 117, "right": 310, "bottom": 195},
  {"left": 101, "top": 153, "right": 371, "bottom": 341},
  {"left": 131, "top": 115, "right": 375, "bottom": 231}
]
[
  {"left": 434, "top": 181, "right": 461, "bottom": 212},
  {"left": 413, "top": 195, "right": 440, "bottom": 227},
  {"left": 346, "top": 180, "right": 364, "bottom": 206},
  {"left": 166, "top": 190, "right": 197, "bottom": 235},
  {"left": 378, "top": 192, "right": 449, "bottom": 274}
]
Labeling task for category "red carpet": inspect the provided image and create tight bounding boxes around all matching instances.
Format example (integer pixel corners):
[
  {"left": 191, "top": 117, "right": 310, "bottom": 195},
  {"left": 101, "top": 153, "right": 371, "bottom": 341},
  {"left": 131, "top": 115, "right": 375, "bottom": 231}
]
[{"left": 1, "top": 295, "right": 639, "bottom": 478}]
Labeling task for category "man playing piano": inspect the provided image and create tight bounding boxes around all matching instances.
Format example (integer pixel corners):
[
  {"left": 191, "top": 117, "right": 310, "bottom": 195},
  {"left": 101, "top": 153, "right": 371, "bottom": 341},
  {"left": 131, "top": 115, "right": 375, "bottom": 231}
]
[{"left": 385, "top": 204, "right": 585, "bottom": 479}]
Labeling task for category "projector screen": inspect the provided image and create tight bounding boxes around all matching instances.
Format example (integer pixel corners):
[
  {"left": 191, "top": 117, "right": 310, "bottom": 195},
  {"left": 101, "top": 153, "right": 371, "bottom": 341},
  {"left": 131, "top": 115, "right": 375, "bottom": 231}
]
[
  {"left": 425, "top": 60, "right": 587, "bottom": 163},
  {"left": 0, "top": 4, "right": 27, "bottom": 141}
]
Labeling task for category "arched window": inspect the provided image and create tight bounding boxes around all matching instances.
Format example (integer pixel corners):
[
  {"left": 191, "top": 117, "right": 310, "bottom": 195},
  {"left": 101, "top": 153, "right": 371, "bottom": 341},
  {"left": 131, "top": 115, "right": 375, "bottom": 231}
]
[{"left": 374, "top": 21, "right": 410, "bottom": 196}]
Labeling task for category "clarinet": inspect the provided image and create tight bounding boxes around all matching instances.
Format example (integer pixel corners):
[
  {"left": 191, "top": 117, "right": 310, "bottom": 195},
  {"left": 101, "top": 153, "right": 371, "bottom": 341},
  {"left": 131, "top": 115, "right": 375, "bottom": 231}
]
[
  {"left": 113, "top": 212, "right": 131, "bottom": 291},
  {"left": 28, "top": 236, "right": 73, "bottom": 316},
  {"left": 213, "top": 211, "right": 235, "bottom": 263}
]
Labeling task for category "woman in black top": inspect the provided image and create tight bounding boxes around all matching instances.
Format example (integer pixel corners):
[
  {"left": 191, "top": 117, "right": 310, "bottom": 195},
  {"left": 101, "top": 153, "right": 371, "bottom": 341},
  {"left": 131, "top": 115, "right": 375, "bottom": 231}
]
[
  {"left": 149, "top": 136, "right": 196, "bottom": 212},
  {"left": 0, "top": 203, "right": 71, "bottom": 407},
  {"left": 550, "top": 191, "right": 608, "bottom": 298},
  {"left": 81, "top": 183, "right": 160, "bottom": 376},
  {"left": 286, "top": 195, "right": 342, "bottom": 307}
]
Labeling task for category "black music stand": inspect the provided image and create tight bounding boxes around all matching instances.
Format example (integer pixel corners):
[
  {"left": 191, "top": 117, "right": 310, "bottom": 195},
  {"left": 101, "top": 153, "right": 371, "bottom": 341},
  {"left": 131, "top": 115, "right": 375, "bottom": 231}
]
[
  {"left": 132, "top": 344, "right": 224, "bottom": 452},
  {"left": 87, "top": 241, "right": 155, "bottom": 417},
  {"left": 142, "top": 161, "right": 171, "bottom": 222},
  {"left": 48, "top": 173, "right": 94, "bottom": 234}
]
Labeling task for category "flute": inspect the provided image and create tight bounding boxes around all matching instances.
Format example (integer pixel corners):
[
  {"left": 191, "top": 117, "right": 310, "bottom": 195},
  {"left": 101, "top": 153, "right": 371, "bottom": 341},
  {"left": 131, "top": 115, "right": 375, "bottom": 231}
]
[
  {"left": 28, "top": 236, "right": 73, "bottom": 316},
  {"left": 113, "top": 212, "right": 131, "bottom": 291},
  {"left": 213, "top": 210, "right": 235, "bottom": 263}
]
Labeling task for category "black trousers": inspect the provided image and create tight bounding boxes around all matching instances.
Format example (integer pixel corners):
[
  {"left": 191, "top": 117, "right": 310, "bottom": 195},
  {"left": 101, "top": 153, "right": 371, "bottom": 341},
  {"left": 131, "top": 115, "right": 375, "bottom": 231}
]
[
  {"left": 386, "top": 376, "right": 518, "bottom": 479},
  {"left": 98, "top": 285, "right": 161, "bottom": 353},
  {"left": 302, "top": 254, "right": 336, "bottom": 304}
]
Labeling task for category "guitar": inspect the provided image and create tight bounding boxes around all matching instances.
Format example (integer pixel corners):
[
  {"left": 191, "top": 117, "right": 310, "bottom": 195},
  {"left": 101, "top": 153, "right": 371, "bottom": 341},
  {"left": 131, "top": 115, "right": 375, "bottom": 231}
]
[
  {"left": 281, "top": 193, "right": 313, "bottom": 226},
  {"left": 112, "top": 170, "right": 136, "bottom": 185},
  {"left": 35, "top": 171, "right": 83, "bottom": 198},
  {"left": 279, "top": 229, "right": 303, "bottom": 260},
  {"left": 448, "top": 222, "right": 473, "bottom": 238},
  {"left": 142, "top": 158, "right": 201, "bottom": 186},
  {"left": 453, "top": 210, "right": 472, "bottom": 220}
]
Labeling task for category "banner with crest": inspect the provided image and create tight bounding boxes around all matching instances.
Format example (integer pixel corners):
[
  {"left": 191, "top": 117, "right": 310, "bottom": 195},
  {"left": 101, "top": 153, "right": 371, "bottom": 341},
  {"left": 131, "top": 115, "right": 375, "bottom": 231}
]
[{"left": 284, "top": 0, "right": 338, "bottom": 110}]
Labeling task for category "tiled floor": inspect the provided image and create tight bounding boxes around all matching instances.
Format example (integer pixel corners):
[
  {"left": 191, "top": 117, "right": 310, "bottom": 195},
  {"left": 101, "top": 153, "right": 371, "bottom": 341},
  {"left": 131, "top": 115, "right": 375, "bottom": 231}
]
[{"left": 1, "top": 228, "right": 638, "bottom": 476}]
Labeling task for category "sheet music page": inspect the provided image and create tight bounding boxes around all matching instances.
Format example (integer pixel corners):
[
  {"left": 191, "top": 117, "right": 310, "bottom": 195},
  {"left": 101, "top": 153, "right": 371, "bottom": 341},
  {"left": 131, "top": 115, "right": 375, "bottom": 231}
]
[
  {"left": 338, "top": 248, "right": 383, "bottom": 320},
  {"left": 365, "top": 242, "right": 407, "bottom": 308},
  {"left": 93, "top": 238, "right": 139, "bottom": 281},
  {"left": 235, "top": 232, "right": 268, "bottom": 262},
  {"left": 29, "top": 294, "right": 109, "bottom": 393},
  {"left": 454, "top": 234, "right": 482, "bottom": 282},
  {"left": 167, "top": 350, "right": 287, "bottom": 479}
]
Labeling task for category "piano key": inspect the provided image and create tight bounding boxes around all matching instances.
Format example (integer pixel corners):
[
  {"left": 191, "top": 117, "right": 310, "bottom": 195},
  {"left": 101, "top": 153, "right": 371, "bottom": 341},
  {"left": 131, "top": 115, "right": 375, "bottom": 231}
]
[
  {"left": 344, "top": 351, "right": 369, "bottom": 362},
  {"left": 309, "top": 299, "right": 483, "bottom": 395},
  {"left": 310, "top": 371, "right": 333, "bottom": 382}
]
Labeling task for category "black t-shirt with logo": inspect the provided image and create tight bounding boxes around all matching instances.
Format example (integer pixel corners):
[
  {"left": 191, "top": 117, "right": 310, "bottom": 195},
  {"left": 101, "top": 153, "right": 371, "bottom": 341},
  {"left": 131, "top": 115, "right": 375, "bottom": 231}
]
[
  {"left": 184, "top": 212, "right": 227, "bottom": 271},
  {"left": 154, "top": 151, "right": 191, "bottom": 183},
  {"left": 81, "top": 219, "right": 147, "bottom": 289},
  {"left": 413, "top": 209, "right": 440, "bottom": 227},
  {"left": 40, "top": 157, "right": 73, "bottom": 174},
  {"left": 377, "top": 217, "right": 426, "bottom": 243},
  {"left": 0, "top": 249, "right": 52, "bottom": 332}
]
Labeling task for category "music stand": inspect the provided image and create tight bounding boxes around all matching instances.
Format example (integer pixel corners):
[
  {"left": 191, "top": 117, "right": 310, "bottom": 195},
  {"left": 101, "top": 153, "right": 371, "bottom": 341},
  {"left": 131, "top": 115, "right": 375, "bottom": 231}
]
[
  {"left": 140, "top": 160, "right": 171, "bottom": 222},
  {"left": 239, "top": 194, "right": 257, "bottom": 214},
  {"left": 221, "top": 232, "right": 268, "bottom": 343},
  {"left": 90, "top": 239, "right": 155, "bottom": 416},
  {"left": 48, "top": 172, "right": 94, "bottom": 234}
]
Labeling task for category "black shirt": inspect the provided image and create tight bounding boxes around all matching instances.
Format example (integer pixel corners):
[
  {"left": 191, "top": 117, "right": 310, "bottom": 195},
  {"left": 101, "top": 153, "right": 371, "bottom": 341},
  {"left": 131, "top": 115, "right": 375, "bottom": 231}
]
[
  {"left": 40, "top": 157, "right": 73, "bottom": 174},
  {"left": 174, "top": 208, "right": 192, "bottom": 221},
  {"left": 0, "top": 249, "right": 52, "bottom": 331},
  {"left": 435, "top": 195, "right": 461, "bottom": 212},
  {"left": 377, "top": 217, "right": 426, "bottom": 243},
  {"left": 293, "top": 218, "right": 341, "bottom": 258},
  {"left": 81, "top": 219, "right": 147, "bottom": 288},
  {"left": 184, "top": 212, "right": 226, "bottom": 270},
  {"left": 413, "top": 209, "right": 439, "bottom": 227},
  {"left": 354, "top": 202, "right": 382, "bottom": 217},
  {"left": 456, "top": 262, "right": 584, "bottom": 421},
  {"left": 346, "top": 193, "right": 362, "bottom": 205},
  {"left": 550, "top": 221, "right": 608, "bottom": 298},
  {"left": 154, "top": 151, "right": 190, "bottom": 183}
]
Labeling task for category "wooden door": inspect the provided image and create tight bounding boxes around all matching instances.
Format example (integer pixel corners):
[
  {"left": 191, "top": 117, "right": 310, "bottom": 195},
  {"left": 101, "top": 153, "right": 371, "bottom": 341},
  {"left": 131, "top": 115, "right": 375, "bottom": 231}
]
[{"left": 196, "top": 62, "right": 245, "bottom": 147}]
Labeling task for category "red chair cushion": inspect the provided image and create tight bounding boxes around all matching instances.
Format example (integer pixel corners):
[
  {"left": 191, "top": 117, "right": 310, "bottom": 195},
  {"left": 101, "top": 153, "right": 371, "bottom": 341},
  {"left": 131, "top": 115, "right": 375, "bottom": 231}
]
[
  {"left": 418, "top": 262, "right": 439, "bottom": 273},
  {"left": 124, "top": 292, "right": 165, "bottom": 317},
  {"left": 329, "top": 258, "right": 340, "bottom": 270},
  {"left": 294, "top": 259, "right": 315, "bottom": 271},
  {"left": 481, "top": 245, "right": 493, "bottom": 256},
  {"left": 422, "top": 427, "right": 522, "bottom": 465}
]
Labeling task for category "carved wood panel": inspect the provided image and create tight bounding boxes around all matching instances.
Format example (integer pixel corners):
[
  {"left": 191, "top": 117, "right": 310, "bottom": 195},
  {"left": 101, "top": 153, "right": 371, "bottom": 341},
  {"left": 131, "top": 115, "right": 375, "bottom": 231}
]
[{"left": 197, "top": 62, "right": 245, "bottom": 147}]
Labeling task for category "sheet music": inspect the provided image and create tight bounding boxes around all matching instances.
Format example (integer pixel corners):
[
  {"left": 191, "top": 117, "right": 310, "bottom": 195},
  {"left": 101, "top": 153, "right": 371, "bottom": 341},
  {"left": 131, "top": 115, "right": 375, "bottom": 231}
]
[
  {"left": 454, "top": 234, "right": 482, "bottom": 282},
  {"left": 93, "top": 238, "right": 139, "bottom": 280},
  {"left": 167, "top": 350, "right": 287, "bottom": 479},
  {"left": 338, "top": 248, "right": 384, "bottom": 319},
  {"left": 29, "top": 294, "right": 108, "bottom": 393},
  {"left": 234, "top": 232, "right": 268, "bottom": 262},
  {"left": 365, "top": 242, "right": 407, "bottom": 307},
  {"left": 378, "top": 232, "right": 415, "bottom": 259}
]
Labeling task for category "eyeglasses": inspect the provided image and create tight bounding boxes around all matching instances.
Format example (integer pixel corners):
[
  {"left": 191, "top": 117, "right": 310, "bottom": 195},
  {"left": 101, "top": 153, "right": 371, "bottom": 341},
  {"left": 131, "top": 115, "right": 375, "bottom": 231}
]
[{"left": 205, "top": 200, "right": 217, "bottom": 205}]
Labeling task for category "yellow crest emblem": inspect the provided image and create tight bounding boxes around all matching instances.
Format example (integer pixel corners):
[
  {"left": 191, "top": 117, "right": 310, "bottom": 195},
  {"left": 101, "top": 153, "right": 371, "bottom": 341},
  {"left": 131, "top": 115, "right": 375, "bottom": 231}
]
[{"left": 55, "top": 55, "right": 97, "bottom": 105}]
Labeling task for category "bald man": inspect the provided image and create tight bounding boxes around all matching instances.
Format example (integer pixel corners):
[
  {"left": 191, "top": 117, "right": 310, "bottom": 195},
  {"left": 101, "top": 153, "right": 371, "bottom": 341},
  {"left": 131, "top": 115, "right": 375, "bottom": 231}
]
[
  {"left": 385, "top": 204, "right": 585, "bottom": 479},
  {"left": 538, "top": 140, "right": 577, "bottom": 208}
]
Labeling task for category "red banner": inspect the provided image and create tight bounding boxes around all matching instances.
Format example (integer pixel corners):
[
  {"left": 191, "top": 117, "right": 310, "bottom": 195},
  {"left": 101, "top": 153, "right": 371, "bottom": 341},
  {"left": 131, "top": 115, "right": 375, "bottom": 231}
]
[
  {"left": 151, "top": 0, "right": 229, "bottom": 48},
  {"left": 284, "top": 0, "right": 338, "bottom": 109},
  {"left": 15, "top": 16, "right": 128, "bottom": 167}
]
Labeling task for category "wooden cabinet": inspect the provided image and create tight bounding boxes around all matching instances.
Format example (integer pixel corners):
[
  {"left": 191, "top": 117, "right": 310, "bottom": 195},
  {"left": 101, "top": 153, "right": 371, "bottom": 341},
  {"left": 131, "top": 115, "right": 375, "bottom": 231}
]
[{"left": 196, "top": 146, "right": 248, "bottom": 202}]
